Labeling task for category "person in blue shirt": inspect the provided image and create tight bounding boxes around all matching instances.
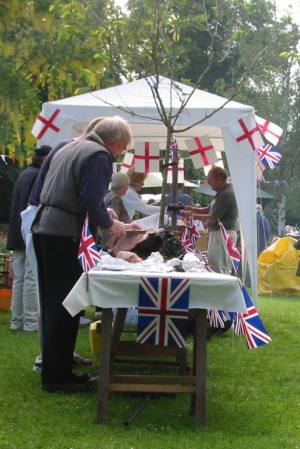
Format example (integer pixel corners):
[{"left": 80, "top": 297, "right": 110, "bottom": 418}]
[
  {"left": 166, "top": 183, "right": 193, "bottom": 207},
  {"left": 256, "top": 204, "right": 272, "bottom": 256}
]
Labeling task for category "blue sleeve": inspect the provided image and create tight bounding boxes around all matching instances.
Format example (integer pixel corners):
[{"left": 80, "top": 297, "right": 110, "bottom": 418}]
[
  {"left": 29, "top": 141, "right": 69, "bottom": 206},
  {"left": 79, "top": 152, "right": 113, "bottom": 229}
]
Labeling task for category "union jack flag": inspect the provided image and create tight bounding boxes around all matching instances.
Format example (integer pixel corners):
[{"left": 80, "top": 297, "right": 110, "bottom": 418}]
[
  {"left": 169, "top": 135, "right": 179, "bottom": 156},
  {"left": 181, "top": 218, "right": 200, "bottom": 253},
  {"left": 219, "top": 221, "right": 241, "bottom": 273},
  {"left": 137, "top": 277, "right": 190, "bottom": 348},
  {"left": 241, "top": 287, "right": 272, "bottom": 349},
  {"left": 229, "top": 311, "right": 245, "bottom": 336},
  {"left": 207, "top": 309, "right": 227, "bottom": 328},
  {"left": 78, "top": 218, "right": 101, "bottom": 272},
  {"left": 257, "top": 144, "right": 282, "bottom": 170}
]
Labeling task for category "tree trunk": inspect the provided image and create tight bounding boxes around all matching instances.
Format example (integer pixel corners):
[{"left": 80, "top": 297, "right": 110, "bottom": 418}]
[{"left": 277, "top": 192, "right": 286, "bottom": 235}]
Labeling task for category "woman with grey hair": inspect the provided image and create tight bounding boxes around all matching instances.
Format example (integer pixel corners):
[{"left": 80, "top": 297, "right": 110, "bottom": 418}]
[
  {"left": 32, "top": 116, "right": 132, "bottom": 393},
  {"left": 105, "top": 172, "right": 130, "bottom": 223}
]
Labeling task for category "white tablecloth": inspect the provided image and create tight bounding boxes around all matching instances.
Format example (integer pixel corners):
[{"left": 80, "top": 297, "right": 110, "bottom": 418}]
[{"left": 63, "top": 270, "right": 246, "bottom": 316}]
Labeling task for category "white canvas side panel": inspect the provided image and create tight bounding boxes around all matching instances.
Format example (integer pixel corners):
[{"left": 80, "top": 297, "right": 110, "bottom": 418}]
[{"left": 222, "top": 126, "right": 258, "bottom": 302}]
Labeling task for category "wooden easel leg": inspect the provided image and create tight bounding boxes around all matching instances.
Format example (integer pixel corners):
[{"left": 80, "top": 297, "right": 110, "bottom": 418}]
[
  {"left": 96, "top": 308, "right": 113, "bottom": 424},
  {"left": 194, "top": 309, "right": 207, "bottom": 426},
  {"left": 190, "top": 309, "right": 207, "bottom": 426}
]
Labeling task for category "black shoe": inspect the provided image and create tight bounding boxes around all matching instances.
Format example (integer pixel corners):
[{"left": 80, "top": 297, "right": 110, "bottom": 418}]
[
  {"left": 70, "top": 372, "right": 91, "bottom": 384},
  {"left": 42, "top": 380, "right": 90, "bottom": 393},
  {"left": 73, "top": 353, "right": 93, "bottom": 366}
]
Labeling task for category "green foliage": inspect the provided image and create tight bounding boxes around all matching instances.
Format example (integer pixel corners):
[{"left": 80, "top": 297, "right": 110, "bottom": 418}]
[
  {"left": 0, "top": 297, "right": 300, "bottom": 448},
  {"left": 0, "top": 0, "right": 116, "bottom": 160},
  {"left": 0, "top": 0, "right": 299, "bottom": 222}
]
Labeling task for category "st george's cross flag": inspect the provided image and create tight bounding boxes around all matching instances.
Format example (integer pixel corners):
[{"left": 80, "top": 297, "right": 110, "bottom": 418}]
[
  {"left": 255, "top": 115, "right": 283, "bottom": 146},
  {"left": 240, "top": 287, "right": 272, "bottom": 349},
  {"left": 120, "top": 152, "right": 135, "bottom": 173},
  {"left": 137, "top": 277, "right": 190, "bottom": 348},
  {"left": 78, "top": 217, "right": 101, "bottom": 272},
  {"left": 185, "top": 136, "right": 218, "bottom": 169},
  {"left": 229, "top": 115, "right": 264, "bottom": 153},
  {"left": 203, "top": 150, "right": 224, "bottom": 176},
  {"left": 31, "top": 108, "right": 66, "bottom": 141},
  {"left": 257, "top": 143, "right": 282, "bottom": 170},
  {"left": 181, "top": 218, "right": 200, "bottom": 253},
  {"left": 167, "top": 158, "right": 185, "bottom": 184},
  {"left": 219, "top": 221, "right": 241, "bottom": 274},
  {"left": 134, "top": 141, "right": 160, "bottom": 173}
]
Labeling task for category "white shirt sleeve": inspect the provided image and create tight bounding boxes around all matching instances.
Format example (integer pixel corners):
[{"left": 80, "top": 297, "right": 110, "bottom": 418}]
[{"left": 122, "top": 187, "right": 161, "bottom": 221}]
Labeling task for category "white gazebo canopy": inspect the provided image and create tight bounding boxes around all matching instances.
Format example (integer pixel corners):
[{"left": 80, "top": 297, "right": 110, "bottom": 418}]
[{"left": 34, "top": 76, "right": 259, "bottom": 300}]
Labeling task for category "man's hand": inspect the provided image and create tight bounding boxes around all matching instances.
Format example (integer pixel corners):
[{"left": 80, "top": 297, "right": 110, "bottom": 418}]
[
  {"left": 124, "top": 223, "right": 143, "bottom": 231},
  {"left": 107, "top": 208, "right": 118, "bottom": 220},
  {"left": 104, "top": 219, "right": 126, "bottom": 249},
  {"left": 116, "top": 251, "right": 142, "bottom": 263}
]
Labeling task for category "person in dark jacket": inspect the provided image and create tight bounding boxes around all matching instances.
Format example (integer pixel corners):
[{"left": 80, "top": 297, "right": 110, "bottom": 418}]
[
  {"left": 32, "top": 116, "right": 131, "bottom": 393},
  {"left": 294, "top": 239, "right": 300, "bottom": 276},
  {"left": 256, "top": 204, "right": 272, "bottom": 256},
  {"left": 7, "top": 145, "right": 51, "bottom": 331}
]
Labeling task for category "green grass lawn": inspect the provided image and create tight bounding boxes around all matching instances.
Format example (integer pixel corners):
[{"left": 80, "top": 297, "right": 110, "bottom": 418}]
[{"left": 0, "top": 296, "right": 300, "bottom": 449}]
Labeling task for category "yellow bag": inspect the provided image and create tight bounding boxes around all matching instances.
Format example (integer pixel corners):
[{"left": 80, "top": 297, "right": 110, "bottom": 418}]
[
  {"left": 258, "top": 237, "right": 300, "bottom": 296},
  {"left": 89, "top": 320, "right": 101, "bottom": 354}
]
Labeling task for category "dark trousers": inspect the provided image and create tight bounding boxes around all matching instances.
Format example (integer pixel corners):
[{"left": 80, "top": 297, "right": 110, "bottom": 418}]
[{"left": 33, "top": 234, "right": 82, "bottom": 385}]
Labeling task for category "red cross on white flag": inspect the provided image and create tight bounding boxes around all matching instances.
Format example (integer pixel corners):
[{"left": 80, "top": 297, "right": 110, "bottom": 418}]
[
  {"left": 203, "top": 151, "right": 224, "bottom": 176},
  {"left": 255, "top": 115, "right": 283, "bottom": 146},
  {"left": 167, "top": 158, "right": 185, "bottom": 183},
  {"left": 120, "top": 152, "right": 135, "bottom": 173},
  {"left": 230, "top": 115, "right": 264, "bottom": 152},
  {"left": 31, "top": 108, "right": 65, "bottom": 140},
  {"left": 185, "top": 136, "right": 218, "bottom": 169},
  {"left": 134, "top": 141, "right": 160, "bottom": 173}
]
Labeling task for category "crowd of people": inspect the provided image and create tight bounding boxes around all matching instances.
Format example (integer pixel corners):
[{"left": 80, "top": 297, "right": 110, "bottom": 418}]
[{"left": 7, "top": 114, "right": 275, "bottom": 393}]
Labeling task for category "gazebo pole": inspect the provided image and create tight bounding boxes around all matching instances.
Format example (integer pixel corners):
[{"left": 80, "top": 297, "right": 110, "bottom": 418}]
[
  {"left": 171, "top": 137, "right": 179, "bottom": 231},
  {"left": 159, "top": 128, "right": 173, "bottom": 228}
]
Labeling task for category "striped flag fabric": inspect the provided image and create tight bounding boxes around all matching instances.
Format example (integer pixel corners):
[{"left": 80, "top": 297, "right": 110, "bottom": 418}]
[
  {"left": 207, "top": 309, "right": 227, "bottom": 328},
  {"left": 219, "top": 221, "right": 241, "bottom": 274},
  {"left": 229, "top": 311, "right": 245, "bottom": 336},
  {"left": 181, "top": 218, "right": 200, "bottom": 253}
]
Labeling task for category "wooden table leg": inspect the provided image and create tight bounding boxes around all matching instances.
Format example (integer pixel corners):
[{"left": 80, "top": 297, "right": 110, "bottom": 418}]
[
  {"left": 96, "top": 308, "right": 113, "bottom": 424},
  {"left": 190, "top": 308, "right": 207, "bottom": 426}
]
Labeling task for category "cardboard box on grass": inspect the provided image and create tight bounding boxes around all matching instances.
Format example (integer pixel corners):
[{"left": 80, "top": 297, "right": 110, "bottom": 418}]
[{"left": 0, "top": 289, "right": 12, "bottom": 312}]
